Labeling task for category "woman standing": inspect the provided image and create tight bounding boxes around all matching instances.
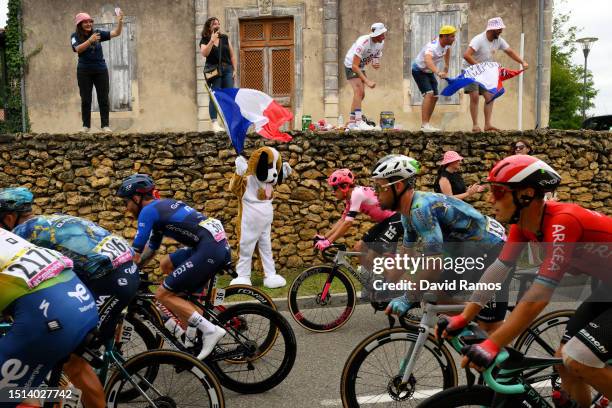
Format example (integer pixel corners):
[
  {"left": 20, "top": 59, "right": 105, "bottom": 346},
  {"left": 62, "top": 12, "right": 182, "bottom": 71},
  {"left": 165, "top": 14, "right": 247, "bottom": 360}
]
[
  {"left": 434, "top": 150, "right": 483, "bottom": 200},
  {"left": 200, "top": 17, "right": 237, "bottom": 133},
  {"left": 71, "top": 11, "right": 123, "bottom": 133}
]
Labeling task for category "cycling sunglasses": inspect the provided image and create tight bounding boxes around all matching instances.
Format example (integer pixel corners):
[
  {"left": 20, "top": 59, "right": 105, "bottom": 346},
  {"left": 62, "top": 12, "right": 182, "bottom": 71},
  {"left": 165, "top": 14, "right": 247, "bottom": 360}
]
[
  {"left": 490, "top": 184, "right": 512, "bottom": 200},
  {"left": 332, "top": 183, "right": 349, "bottom": 191}
]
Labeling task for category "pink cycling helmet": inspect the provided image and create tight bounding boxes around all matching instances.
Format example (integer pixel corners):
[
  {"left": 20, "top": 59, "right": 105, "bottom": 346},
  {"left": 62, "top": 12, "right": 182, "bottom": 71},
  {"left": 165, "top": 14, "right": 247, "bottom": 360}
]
[{"left": 328, "top": 169, "right": 355, "bottom": 191}]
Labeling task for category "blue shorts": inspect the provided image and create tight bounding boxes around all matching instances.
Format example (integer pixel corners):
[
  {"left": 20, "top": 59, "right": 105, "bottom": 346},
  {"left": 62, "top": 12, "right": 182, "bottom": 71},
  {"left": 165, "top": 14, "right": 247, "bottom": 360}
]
[
  {"left": 164, "top": 239, "right": 232, "bottom": 294},
  {"left": 0, "top": 273, "right": 98, "bottom": 398},
  {"left": 411, "top": 64, "right": 439, "bottom": 96},
  {"left": 85, "top": 261, "right": 140, "bottom": 344}
]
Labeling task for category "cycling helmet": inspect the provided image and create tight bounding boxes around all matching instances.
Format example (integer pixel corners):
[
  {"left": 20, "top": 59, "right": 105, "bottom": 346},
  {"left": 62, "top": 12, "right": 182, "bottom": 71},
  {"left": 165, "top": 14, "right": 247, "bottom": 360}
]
[
  {"left": 117, "top": 174, "right": 156, "bottom": 198},
  {"left": 0, "top": 187, "right": 34, "bottom": 214},
  {"left": 371, "top": 155, "right": 420, "bottom": 181},
  {"left": 328, "top": 169, "right": 355, "bottom": 187},
  {"left": 488, "top": 155, "right": 561, "bottom": 192}
]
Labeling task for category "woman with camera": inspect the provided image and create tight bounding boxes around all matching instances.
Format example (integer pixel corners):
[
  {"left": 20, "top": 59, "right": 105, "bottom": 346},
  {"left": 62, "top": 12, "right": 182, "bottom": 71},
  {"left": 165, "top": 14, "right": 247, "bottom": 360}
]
[
  {"left": 71, "top": 10, "right": 123, "bottom": 133},
  {"left": 200, "top": 17, "right": 237, "bottom": 133}
]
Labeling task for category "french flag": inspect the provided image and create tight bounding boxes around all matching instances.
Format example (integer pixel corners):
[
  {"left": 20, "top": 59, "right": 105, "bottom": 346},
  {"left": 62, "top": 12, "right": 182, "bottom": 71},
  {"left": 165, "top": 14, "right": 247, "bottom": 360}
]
[
  {"left": 441, "top": 62, "right": 523, "bottom": 102},
  {"left": 211, "top": 87, "right": 293, "bottom": 154}
]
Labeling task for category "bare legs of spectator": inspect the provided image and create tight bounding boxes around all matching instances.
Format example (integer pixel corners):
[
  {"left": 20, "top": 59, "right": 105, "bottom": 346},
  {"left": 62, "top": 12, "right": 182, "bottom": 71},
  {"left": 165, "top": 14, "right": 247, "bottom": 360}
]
[
  {"left": 468, "top": 90, "right": 481, "bottom": 132},
  {"left": 421, "top": 92, "right": 438, "bottom": 126},
  {"left": 348, "top": 78, "right": 365, "bottom": 122},
  {"left": 483, "top": 93, "right": 498, "bottom": 131}
]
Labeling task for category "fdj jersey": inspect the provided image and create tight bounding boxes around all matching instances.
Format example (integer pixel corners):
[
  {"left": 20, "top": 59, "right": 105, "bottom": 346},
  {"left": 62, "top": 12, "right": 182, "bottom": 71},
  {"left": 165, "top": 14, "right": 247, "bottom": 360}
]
[
  {"left": 0, "top": 228, "right": 74, "bottom": 313},
  {"left": 133, "top": 199, "right": 227, "bottom": 253},
  {"left": 13, "top": 214, "right": 133, "bottom": 280}
]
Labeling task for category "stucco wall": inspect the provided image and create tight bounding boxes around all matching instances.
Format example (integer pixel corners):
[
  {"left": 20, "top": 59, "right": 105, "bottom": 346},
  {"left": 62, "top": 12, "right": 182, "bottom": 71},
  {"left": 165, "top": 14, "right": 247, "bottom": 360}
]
[
  {"left": 338, "top": 0, "right": 551, "bottom": 131},
  {"left": 1, "top": 130, "right": 608, "bottom": 276},
  {"left": 23, "top": 0, "right": 197, "bottom": 133}
]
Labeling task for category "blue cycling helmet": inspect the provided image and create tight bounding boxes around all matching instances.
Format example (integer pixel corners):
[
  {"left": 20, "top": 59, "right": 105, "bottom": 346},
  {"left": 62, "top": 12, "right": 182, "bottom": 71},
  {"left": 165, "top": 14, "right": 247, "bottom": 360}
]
[
  {"left": 117, "top": 174, "right": 156, "bottom": 198},
  {"left": 0, "top": 187, "right": 34, "bottom": 213}
]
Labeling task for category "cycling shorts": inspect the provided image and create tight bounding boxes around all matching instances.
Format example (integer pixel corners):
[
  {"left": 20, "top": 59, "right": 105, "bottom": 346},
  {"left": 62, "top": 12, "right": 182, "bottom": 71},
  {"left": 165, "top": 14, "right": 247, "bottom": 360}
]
[
  {"left": 0, "top": 273, "right": 98, "bottom": 395},
  {"left": 362, "top": 213, "right": 404, "bottom": 254}
]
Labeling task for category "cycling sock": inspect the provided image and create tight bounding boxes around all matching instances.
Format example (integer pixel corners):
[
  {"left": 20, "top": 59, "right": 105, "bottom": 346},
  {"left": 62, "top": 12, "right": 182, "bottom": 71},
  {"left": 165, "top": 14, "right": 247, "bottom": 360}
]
[
  {"left": 355, "top": 109, "right": 363, "bottom": 122},
  {"left": 188, "top": 312, "right": 217, "bottom": 335}
]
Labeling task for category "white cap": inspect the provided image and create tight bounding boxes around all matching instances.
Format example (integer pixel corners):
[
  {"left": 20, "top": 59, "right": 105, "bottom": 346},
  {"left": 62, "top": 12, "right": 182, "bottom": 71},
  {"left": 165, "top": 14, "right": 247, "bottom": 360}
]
[
  {"left": 486, "top": 17, "right": 506, "bottom": 31},
  {"left": 370, "top": 22, "right": 387, "bottom": 37}
]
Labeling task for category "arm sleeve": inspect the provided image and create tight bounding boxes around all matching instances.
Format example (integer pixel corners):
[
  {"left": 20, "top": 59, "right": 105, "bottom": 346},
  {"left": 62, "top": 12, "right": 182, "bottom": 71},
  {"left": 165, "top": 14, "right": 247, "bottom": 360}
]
[
  {"left": 499, "top": 37, "right": 510, "bottom": 51},
  {"left": 132, "top": 206, "right": 157, "bottom": 253},
  {"left": 70, "top": 34, "right": 78, "bottom": 52},
  {"left": 345, "top": 188, "right": 366, "bottom": 221},
  {"left": 497, "top": 224, "right": 527, "bottom": 265},
  {"left": 100, "top": 30, "right": 111, "bottom": 42},
  {"left": 468, "top": 37, "right": 481, "bottom": 52},
  {"left": 411, "top": 206, "right": 444, "bottom": 254},
  {"left": 469, "top": 258, "right": 515, "bottom": 306}
]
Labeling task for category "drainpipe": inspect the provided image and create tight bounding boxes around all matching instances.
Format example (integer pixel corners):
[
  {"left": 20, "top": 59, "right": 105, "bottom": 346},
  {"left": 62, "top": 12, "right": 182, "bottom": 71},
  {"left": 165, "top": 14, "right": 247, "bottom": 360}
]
[
  {"left": 18, "top": 5, "right": 26, "bottom": 132},
  {"left": 535, "top": 0, "right": 544, "bottom": 128}
]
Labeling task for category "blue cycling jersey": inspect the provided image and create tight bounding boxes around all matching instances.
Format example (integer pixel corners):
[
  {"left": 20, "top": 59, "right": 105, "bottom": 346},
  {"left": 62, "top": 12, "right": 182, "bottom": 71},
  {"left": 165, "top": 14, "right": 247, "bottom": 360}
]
[
  {"left": 133, "top": 199, "right": 226, "bottom": 253},
  {"left": 13, "top": 214, "right": 134, "bottom": 280},
  {"left": 402, "top": 191, "right": 506, "bottom": 254}
]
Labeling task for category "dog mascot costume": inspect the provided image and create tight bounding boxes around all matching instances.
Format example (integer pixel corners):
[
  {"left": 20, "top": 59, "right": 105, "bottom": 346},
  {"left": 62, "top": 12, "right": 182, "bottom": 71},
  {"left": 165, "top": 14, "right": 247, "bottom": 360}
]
[{"left": 229, "top": 146, "right": 291, "bottom": 288}]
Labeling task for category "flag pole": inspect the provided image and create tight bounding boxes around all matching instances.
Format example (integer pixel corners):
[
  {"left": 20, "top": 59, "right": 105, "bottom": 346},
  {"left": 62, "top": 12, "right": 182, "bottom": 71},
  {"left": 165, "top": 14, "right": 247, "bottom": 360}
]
[{"left": 203, "top": 81, "right": 239, "bottom": 153}]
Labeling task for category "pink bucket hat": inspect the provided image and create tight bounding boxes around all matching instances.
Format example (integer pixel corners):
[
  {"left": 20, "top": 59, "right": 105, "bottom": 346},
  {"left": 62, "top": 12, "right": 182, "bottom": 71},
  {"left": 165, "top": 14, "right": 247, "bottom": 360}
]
[
  {"left": 75, "top": 12, "right": 93, "bottom": 27},
  {"left": 437, "top": 151, "right": 464, "bottom": 166},
  {"left": 486, "top": 17, "right": 506, "bottom": 31}
]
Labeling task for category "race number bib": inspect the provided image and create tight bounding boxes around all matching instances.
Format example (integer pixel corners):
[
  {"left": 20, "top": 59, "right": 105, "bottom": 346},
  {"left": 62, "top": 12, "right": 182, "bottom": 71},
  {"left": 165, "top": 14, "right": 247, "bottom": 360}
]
[
  {"left": 199, "top": 218, "right": 226, "bottom": 242},
  {"left": 2, "top": 246, "right": 72, "bottom": 289},
  {"left": 94, "top": 235, "right": 133, "bottom": 268},
  {"left": 486, "top": 217, "right": 507, "bottom": 241}
]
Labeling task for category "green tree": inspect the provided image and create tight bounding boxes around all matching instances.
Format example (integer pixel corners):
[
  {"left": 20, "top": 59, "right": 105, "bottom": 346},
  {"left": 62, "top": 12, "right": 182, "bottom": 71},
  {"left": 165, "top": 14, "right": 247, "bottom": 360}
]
[{"left": 549, "top": 3, "right": 597, "bottom": 129}]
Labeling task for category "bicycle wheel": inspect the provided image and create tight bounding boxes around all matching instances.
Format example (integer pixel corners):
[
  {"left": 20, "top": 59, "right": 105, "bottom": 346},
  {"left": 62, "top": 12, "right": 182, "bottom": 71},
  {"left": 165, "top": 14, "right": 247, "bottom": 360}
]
[
  {"left": 341, "top": 326, "right": 458, "bottom": 408},
  {"left": 288, "top": 265, "right": 356, "bottom": 332},
  {"left": 222, "top": 284, "right": 277, "bottom": 310},
  {"left": 207, "top": 303, "right": 297, "bottom": 394},
  {"left": 105, "top": 349, "right": 225, "bottom": 407},
  {"left": 417, "top": 385, "right": 494, "bottom": 408}
]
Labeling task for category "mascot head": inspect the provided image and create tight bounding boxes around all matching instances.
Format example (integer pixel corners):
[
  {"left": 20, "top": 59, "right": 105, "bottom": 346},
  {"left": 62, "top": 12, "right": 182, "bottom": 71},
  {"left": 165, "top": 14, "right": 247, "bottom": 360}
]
[{"left": 248, "top": 147, "right": 284, "bottom": 185}]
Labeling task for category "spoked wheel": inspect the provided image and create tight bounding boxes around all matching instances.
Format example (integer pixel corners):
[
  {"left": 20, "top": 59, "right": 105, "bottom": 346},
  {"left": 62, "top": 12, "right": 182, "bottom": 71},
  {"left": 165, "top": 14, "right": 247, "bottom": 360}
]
[
  {"left": 205, "top": 303, "right": 297, "bottom": 394},
  {"left": 288, "top": 265, "right": 356, "bottom": 332},
  {"left": 341, "top": 327, "right": 457, "bottom": 407},
  {"left": 105, "top": 349, "right": 225, "bottom": 407},
  {"left": 418, "top": 385, "right": 494, "bottom": 408},
  {"left": 222, "top": 284, "right": 276, "bottom": 310}
]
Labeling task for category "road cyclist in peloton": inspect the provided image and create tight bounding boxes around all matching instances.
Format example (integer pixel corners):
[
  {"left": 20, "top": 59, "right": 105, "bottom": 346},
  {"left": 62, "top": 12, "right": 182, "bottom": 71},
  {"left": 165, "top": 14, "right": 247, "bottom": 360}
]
[
  {"left": 370, "top": 154, "right": 509, "bottom": 333},
  {"left": 436, "top": 155, "right": 612, "bottom": 408},
  {"left": 314, "top": 168, "right": 404, "bottom": 301},
  {"left": 116, "top": 173, "right": 230, "bottom": 360},
  {"left": 0, "top": 191, "right": 99, "bottom": 408}
]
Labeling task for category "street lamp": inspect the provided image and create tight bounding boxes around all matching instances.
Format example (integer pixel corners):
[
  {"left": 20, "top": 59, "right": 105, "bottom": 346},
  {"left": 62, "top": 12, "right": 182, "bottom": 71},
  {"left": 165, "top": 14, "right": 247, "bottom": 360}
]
[{"left": 576, "top": 37, "right": 598, "bottom": 122}]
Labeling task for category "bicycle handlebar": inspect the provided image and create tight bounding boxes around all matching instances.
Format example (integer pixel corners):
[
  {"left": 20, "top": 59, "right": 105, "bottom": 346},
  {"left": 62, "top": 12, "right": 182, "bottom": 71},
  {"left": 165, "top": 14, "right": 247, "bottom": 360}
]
[{"left": 321, "top": 243, "right": 347, "bottom": 262}]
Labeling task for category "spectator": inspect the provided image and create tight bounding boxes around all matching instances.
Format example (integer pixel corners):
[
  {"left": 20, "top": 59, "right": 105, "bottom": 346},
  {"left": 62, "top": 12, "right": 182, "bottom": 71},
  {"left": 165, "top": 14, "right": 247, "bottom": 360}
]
[
  {"left": 343, "top": 22, "right": 387, "bottom": 131},
  {"left": 411, "top": 25, "right": 457, "bottom": 132},
  {"left": 463, "top": 17, "right": 528, "bottom": 132},
  {"left": 511, "top": 139, "right": 532, "bottom": 155},
  {"left": 434, "top": 151, "right": 483, "bottom": 200},
  {"left": 71, "top": 11, "right": 123, "bottom": 133},
  {"left": 201, "top": 17, "right": 237, "bottom": 133}
]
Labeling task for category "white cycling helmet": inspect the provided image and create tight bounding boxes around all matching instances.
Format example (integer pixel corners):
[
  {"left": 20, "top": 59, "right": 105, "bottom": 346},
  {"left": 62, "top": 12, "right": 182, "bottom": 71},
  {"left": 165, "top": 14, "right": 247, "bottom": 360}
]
[{"left": 371, "top": 154, "right": 420, "bottom": 181}]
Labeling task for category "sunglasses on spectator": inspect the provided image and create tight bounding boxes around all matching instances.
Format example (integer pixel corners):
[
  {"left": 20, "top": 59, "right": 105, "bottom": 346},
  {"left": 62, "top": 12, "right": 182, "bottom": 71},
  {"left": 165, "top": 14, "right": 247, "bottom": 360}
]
[
  {"left": 490, "top": 184, "right": 512, "bottom": 200},
  {"left": 515, "top": 144, "right": 527, "bottom": 151}
]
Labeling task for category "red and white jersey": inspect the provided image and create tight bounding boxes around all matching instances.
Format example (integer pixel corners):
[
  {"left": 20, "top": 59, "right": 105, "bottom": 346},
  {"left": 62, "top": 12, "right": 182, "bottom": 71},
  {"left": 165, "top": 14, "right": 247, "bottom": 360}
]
[
  {"left": 341, "top": 186, "right": 396, "bottom": 223},
  {"left": 343, "top": 35, "right": 384, "bottom": 69},
  {"left": 498, "top": 201, "right": 612, "bottom": 287}
]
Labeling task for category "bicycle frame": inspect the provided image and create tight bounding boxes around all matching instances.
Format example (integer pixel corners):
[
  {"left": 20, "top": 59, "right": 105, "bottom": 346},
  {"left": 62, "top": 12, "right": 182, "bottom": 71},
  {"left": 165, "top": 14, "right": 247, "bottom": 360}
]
[{"left": 319, "top": 250, "right": 362, "bottom": 301}]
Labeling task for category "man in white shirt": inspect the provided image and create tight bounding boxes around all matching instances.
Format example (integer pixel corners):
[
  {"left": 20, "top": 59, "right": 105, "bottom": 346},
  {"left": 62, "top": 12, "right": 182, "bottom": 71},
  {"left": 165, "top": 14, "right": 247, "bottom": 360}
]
[
  {"left": 463, "top": 17, "right": 528, "bottom": 132},
  {"left": 411, "top": 25, "right": 457, "bottom": 132},
  {"left": 343, "top": 23, "right": 387, "bottom": 130}
]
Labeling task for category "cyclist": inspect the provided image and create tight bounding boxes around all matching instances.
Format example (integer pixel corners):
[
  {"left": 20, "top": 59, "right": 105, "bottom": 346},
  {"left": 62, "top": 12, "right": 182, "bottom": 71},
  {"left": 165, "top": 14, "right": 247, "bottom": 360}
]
[
  {"left": 117, "top": 174, "right": 230, "bottom": 360},
  {"left": 314, "top": 168, "right": 404, "bottom": 299},
  {"left": 437, "top": 155, "right": 612, "bottom": 407},
  {"left": 0, "top": 203, "right": 98, "bottom": 407},
  {"left": 370, "top": 154, "right": 509, "bottom": 332}
]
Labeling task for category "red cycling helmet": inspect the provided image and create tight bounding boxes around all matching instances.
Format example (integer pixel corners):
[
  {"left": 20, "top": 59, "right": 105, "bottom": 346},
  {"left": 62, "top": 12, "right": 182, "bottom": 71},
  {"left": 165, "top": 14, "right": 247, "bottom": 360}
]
[
  {"left": 328, "top": 169, "right": 355, "bottom": 193},
  {"left": 488, "top": 155, "right": 561, "bottom": 192}
]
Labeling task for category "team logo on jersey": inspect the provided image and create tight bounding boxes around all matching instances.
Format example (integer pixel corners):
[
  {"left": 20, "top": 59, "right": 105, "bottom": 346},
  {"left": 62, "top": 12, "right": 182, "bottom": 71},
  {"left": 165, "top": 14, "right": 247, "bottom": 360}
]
[
  {"left": 68, "top": 284, "right": 91, "bottom": 303},
  {"left": 0, "top": 359, "right": 30, "bottom": 388},
  {"left": 117, "top": 278, "right": 128, "bottom": 286},
  {"left": 96, "top": 295, "right": 111, "bottom": 307},
  {"left": 39, "top": 299, "right": 50, "bottom": 318}
]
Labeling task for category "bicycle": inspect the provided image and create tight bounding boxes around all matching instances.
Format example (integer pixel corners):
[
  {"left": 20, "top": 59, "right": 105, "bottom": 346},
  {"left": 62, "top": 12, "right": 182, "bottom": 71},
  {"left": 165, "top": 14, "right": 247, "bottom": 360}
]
[
  {"left": 417, "top": 323, "right": 611, "bottom": 408},
  {"left": 123, "top": 263, "right": 297, "bottom": 394},
  {"left": 1, "top": 316, "right": 225, "bottom": 408},
  {"left": 339, "top": 286, "right": 575, "bottom": 408},
  {"left": 288, "top": 243, "right": 422, "bottom": 332}
]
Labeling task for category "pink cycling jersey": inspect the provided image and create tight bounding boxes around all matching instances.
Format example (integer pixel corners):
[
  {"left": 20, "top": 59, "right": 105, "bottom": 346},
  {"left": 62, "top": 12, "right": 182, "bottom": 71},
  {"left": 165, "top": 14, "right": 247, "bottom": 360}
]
[{"left": 342, "top": 186, "right": 396, "bottom": 222}]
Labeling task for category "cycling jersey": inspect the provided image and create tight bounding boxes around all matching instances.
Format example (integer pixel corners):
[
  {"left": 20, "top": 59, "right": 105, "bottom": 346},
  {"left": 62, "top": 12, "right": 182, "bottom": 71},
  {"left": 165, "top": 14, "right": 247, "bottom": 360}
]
[
  {"left": 342, "top": 186, "right": 396, "bottom": 222},
  {"left": 402, "top": 191, "right": 506, "bottom": 254},
  {"left": 498, "top": 201, "right": 612, "bottom": 288},
  {"left": 133, "top": 199, "right": 227, "bottom": 253},
  {"left": 0, "top": 228, "right": 75, "bottom": 313},
  {"left": 343, "top": 35, "right": 384, "bottom": 69},
  {"left": 13, "top": 214, "right": 133, "bottom": 280}
]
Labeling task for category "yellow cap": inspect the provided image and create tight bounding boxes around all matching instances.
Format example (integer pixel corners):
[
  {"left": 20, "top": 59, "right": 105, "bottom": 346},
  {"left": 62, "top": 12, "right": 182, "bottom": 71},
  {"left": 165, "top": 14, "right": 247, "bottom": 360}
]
[{"left": 439, "top": 25, "right": 457, "bottom": 35}]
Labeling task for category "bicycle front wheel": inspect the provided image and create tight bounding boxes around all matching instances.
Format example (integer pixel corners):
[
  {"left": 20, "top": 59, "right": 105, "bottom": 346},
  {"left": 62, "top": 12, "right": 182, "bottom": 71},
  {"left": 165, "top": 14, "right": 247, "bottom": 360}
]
[
  {"left": 288, "top": 265, "right": 356, "bottom": 332},
  {"left": 341, "top": 326, "right": 458, "bottom": 407},
  {"left": 105, "top": 349, "right": 224, "bottom": 407},
  {"left": 417, "top": 385, "right": 494, "bottom": 408},
  {"left": 223, "top": 284, "right": 277, "bottom": 310}
]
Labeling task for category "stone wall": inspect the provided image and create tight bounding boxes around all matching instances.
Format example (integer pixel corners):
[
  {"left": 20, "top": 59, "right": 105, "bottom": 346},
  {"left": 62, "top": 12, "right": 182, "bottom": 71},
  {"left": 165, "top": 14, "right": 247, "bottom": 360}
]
[{"left": 0, "top": 130, "right": 609, "bottom": 277}]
